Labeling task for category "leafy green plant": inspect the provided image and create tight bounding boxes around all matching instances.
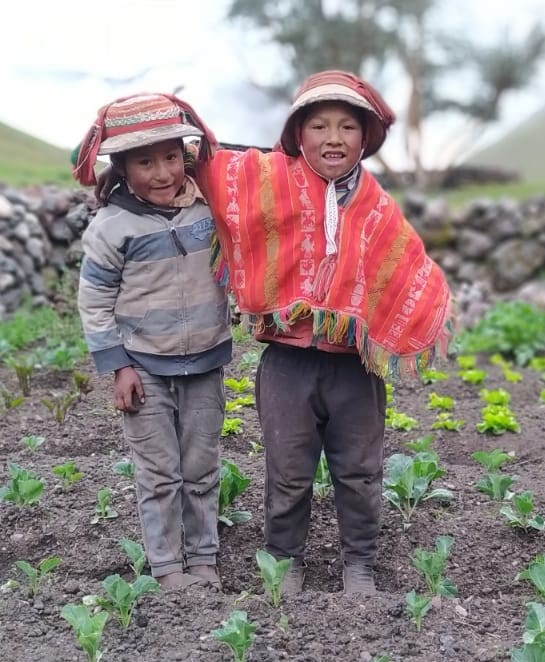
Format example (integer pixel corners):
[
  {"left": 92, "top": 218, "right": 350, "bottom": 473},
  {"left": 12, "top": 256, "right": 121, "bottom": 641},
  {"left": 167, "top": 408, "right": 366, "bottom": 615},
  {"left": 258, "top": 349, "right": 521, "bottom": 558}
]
[
  {"left": 411, "top": 535, "right": 457, "bottom": 598},
  {"left": 52, "top": 461, "right": 84, "bottom": 490},
  {"left": 476, "top": 404, "right": 520, "bottom": 435},
  {"left": 529, "top": 357, "right": 545, "bottom": 372},
  {"left": 91, "top": 574, "right": 160, "bottom": 628},
  {"left": 383, "top": 452, "right": 453, "bottom": 528},
  {"left": 471, "top": 448, "right": 515, "bottom": 472},
  {"left": 61, "top": 603, "right": 109, "bottom": 662},
  {"left": 427, "top": 392, "right": 454, "bottom": 411},
  {"left": 231, "top": 325, "right": 253, "bottom": 344},
  {"left": 222, "top": 417, "right": 244, "bottom": 437},
  {"left": 224, "top": 376, "right": 254, "bottom": 393},
  {"left": 248, "top": 441, "right": 264, "bottom": 457},
  {"left": 430, "top": 413, "right": 465, "bottom": 431},
  {"left": 313, "top": 452, "right": 333, "bottom": 501},
  {"left": 540, "top": 389, "right": 545, "bottom": 404},
  {"left": 458, "top": 369, "right": 487, "bottom": 385},
  {"left": 457, "top": 355, "right": 477, "bottom": 370},
  {"left": 41, "top": 391, "right": 80, "bottom": 426},
  {"left": 404, "top": 434, "right": 435, "bottom": 453},
  {"left": 238, "top": 349, "right": 261, "bottom": 371},
  {"left": 405, "top": 589, "right": 432, "bottom": 631},
  {"left": 72, "top": 370, "right": 93, "bottom": 395},
  {"left": 517, "top": 556, "right": 545, "bottom": 600},
  {"left": 112, "top": 459, "right": 135, "bottom": 479},
  {"left": 119, "top": 538, "right": 147, "bottom": 578},
  {"left": 20, "top": 434, "right": 45, "bottom": 452},
  {"left": 37, "top": 341, "right": 87, "bottom": 371},
  {"left": 510, "top": 602, "right": 545, "bottom": 661},
  {"left": 385, "top": 382, "right": 395, "bottom": 404},
  {"left": 500, "top": 491, "right": 545, "bottom": 532},
  {"left": 0, "top": 463, "right": 45, "bottom": 506},
  {"left": 385, "top": 407, "right": 419, "bottom": 431},
  {"left": 219, "top": 459, "right": 251, "bottom": 526},
  {"left": 420, "top": 369, "right": 449, "bottom": 384},
  {"left": 15, "top": 556, "right": 62, "bottom": 597},
  {"left": 91, "top": 488, "right": 118, "bottom": 524},
  {"left": 0, "top": 385, "right": 24, "bottom": 410},
  {"left": 211, "top": 610, "right": 257, "bottom": 662},
  {"left": 4, "top": 354, "right": 36, "bottom": 396},
  {"left": 503, "top": 368, "right": 523, "bottom": 383},
  {"left": 480, "top": 388, "right": 511, "bottom": 406},
  {"left": 475, "top": 473, "right": 517, "bottom": 501},
  {"left": 255, "top": 549, "right": 293, "bottom": 608}
]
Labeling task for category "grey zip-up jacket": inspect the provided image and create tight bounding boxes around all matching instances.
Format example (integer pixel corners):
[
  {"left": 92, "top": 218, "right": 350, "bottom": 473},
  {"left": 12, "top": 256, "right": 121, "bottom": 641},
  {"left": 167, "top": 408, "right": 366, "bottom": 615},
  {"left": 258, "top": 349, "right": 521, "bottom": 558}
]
[{"left": 78, "top": 185, "right": 231, "bottom": 375}]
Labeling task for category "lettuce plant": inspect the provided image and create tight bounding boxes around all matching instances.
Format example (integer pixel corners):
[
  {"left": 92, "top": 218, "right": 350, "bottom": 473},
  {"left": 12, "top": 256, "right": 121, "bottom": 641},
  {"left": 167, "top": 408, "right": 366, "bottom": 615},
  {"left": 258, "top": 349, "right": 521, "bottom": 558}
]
[
  {"left": 248, "top": 441, "right": 264, "bottom": 457},
  {"left": 410, "top": 535, "right": 457, "bottom": 598},
  {"left": 224, "top": 377, "right": 254, "bottom": 394},
  {"left": 211, "top": 610, "right": 257, "bottom": 662},
  {"left": 420, "top": 369, "right": 449, "bottom": 384},
  {"left": 255, "top": 549, "right": 293, "bottom": 607},
  {"left": 479, "top": 388, "right": 511, "bottom": 406},
  {"left": 405, "top": 589, "right": 432, "bottom": 631},
  {"left": 0, "top": 463, "right": 44, "bottom": 506},
  {"left": 15, "top": 556, "right": 62, "bottom": 597},
  {"left": 52, "top": 461, "right": 84, "bottom": 490},
  {"left": 431, "top": 413, "right": 465, "bottom": 431},
  {"left": 222, "top": 417, "right": 244, "bottom": 437},
  {"left": 471, "top": 448, "right": 515, "bottom": 472},
  {"left": 475, "top": 473, "right": 517, "bottom": 501},
  {"left": 500, "top": 491, "right": 545, "bottom": 532},
  {"left": 476, "top": 404, "right": 520, "bottom": 435},
  {"left": 458, "top": 369, "right": 488, "bottom": 385},
  {"left": 219, "top": 459, "right": 251, "bottom": 526},
  {"left": 385, "top": 408, "right": 419, "bottom": 431},
  {"left": 427, "top": 392, "right": 454, "bottom": 411},
  {"left": 457, "top": 355, "right": 477, "bottom": 370},
  {"left": 61, "top": 603, "right": 109, "bottom": 662}
]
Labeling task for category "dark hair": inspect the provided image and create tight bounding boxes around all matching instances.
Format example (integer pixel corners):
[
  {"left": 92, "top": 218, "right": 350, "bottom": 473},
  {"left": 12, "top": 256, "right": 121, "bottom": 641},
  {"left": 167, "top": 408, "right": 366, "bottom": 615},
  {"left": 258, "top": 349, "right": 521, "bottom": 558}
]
[{"left": 109, "top": 138, "right": 192, "bottom": 175}]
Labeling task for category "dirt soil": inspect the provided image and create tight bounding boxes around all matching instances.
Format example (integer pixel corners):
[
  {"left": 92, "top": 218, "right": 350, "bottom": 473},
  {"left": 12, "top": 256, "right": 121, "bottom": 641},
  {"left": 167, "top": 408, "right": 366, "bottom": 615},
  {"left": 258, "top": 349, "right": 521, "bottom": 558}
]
[{"left": 1, "top": 338, "right": 545, "bottom": 662}]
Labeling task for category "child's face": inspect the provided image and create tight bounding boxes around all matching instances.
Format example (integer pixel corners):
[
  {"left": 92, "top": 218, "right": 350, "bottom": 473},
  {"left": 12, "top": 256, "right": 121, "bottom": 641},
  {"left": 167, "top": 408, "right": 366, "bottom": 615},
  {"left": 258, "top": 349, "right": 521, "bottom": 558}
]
[
  {"left": 122, "top": 139, "right": 185, "bottom": 206},
  {"left": 300, "top": 101, "right": 364, "bottom": 180}
]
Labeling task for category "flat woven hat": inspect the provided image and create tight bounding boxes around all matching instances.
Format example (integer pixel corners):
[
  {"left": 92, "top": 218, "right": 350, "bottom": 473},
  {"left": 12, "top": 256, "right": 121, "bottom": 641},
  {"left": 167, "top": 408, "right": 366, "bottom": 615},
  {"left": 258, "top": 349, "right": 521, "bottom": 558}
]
[{"left": 279, "top": 70, "right": 395, "bottom": 159}]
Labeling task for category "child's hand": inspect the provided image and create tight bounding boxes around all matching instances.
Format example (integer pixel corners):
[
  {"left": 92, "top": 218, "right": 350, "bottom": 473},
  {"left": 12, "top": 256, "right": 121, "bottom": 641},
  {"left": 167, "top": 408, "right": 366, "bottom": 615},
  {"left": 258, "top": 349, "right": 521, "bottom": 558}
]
[
  {"left": 95, "top": 165, "right": 121, "bottom": 204},
  {"left": 114, "top": 366, "right": 145, "bottom": 412}
]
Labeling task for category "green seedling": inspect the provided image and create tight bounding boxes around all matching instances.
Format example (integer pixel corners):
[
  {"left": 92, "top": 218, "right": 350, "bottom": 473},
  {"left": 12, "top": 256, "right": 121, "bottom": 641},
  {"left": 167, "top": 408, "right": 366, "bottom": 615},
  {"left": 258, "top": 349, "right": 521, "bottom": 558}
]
[
  {"left": 92, "top": 573, "right": 160, "bottom": 628},
  {"left": 458, "top": 369, "right": 487, "bottom": 385},
  {"left": 52, "top": 461, "right": 84, "bottom": 490},
  {"left": 529, "top": 357, "right": 545, "bottom": 372},
  {"left": 225, "top": 396, "right": 255, "bottom": 413},
  {"left": 510, "top": 602, "right": 545, "bottom": 660},
  {"left": 238, "top": 349, "right": 260, "bottom": 371},
  {"left": 231, "top": 325, "right": 253, "bottom": 343},
  {"left": 72, "top": 371, "right": 93, "bottom": 395},
  {"left": 219, "top": 459, "right": 251, "bottom": 526},
  {"left": 539, "top": 389, "right": 545, "bottom": 403},
  {"left": 516, "top": 556, "right": 545, "bottom": 600},
  {"left": 112, "top": 460, "right": 135, "bottom": 479},
  {"left": 313, "top": 452, "right": 333, "bottom": 501},
  {"left": 404, "top": 434, "right": 435, "bottom": 453},
  {"left": 476, "top": 404, "right": 520, "bottom": 435},
  {"left": 490, "top": 353, "right": 511, "bottom": 368},
  {"left": 410, "top": 535, "right": 457, "bottom": 598},
  {"left": 431, "top": 413, "right": 465, "bottom": 431},
  {"left": 41, "top": 391, "right": 80, "bottom": 426},
  {"left": 503, "top": 368, "right": 523, "bottom": 383},
  {"left": 20, "top": 434, "right": 45, "bottom": 452},
  {"left": 511, "top": 642, "right": 545, "bottom": 661},
  {"left": 372, "top": 657, "right": 392, "bottom": 662},
  {"left": 0, "top": 386, "right": 24, "bottom": 410},
  {"left": 457, "top": 355, "right": 477, "bottom": 370},
  {"left": 405, "top": 589, "right": 432, "bottom": 631},
  {"left": 248, "top": 441, "right": 264, "bottom": 457},
  {"left": 91, "top": 488, "right": 118, "bottom": 524},
  {"left": 480, "top": 388, "right": 511, "bottom": 406},
  {"left": 211, "top": 609, "right": 257, "bottom": 662},
  {"left": 427, "top": 392, "right": 454, "bottom": 411},
  {"left": 119, "top": 538, "right": 147, "bottom": 578},
  {"left": 15, "top": 556, "right": 62, "bottom": 597},
  {"left": 475, "top": 472, "right": 517, "bottom": 501},
  {"left": 385, "top": 407, "right": 419, "bottom": 431},
  {"left": 224, "top": 376, "right": 254, "bottom": 393},
  {"left": 61, "top": 603, "right": 109, "bottom": 662},
  {"left": 500, "top": 491, "right": 545, "bottom": 532},
  {"left": 0, "top": 463, "right": 44, "bottom": 506},
  {"left": 383, "top": 452, "right": 453, "bottom": 528},
  {"left": 222, "top": 417, "right": 244, "bottom": 437},
  {"left": 5, "top": 354, "right": 35, "bottom": 396},
  {"left": 420, "top": 369, "right": 449, "bottom": 385},
  {"left": 255, "top": 549, "right": 293, "bottom": 608},
  {"left": 385, "top": 382, "right": 395, "bottom": 404},
  {"left": 471, "top": 448, "right": 515, "bottom": 472},
  {"left": 226, "top": 400, "right": 243, "bottom": 413}
]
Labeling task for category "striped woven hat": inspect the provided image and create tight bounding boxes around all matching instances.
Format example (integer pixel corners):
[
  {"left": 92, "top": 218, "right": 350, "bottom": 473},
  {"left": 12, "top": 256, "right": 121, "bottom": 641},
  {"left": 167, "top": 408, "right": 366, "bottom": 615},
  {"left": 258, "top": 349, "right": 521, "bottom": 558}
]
[
  {"left": 279, "top": 70, "right": 395, "bottom": 159},
  {"left": 73, "top": 93, "right": 218, "bottom": 186}
]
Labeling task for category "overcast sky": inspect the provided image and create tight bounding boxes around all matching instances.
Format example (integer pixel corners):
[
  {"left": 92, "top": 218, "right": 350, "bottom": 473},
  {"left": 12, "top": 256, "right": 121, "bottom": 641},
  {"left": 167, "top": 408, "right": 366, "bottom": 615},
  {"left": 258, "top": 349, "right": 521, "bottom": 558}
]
[{"left": 2, "top": 0, "right": 545, "bottom": 168}]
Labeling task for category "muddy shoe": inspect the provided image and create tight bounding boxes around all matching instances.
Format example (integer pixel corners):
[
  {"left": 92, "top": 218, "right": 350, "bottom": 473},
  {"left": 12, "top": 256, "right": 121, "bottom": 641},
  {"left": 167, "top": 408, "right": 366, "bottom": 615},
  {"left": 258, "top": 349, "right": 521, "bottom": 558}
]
[
  {"left": 280, "top": 563, "right": 306, "bottom": 596},
  {"left": 342, "top": 562, "right": 376, "bottom": 596},
  {"left": 187, "top": 564, "right": 222, "bottom": 591},
  {"left": 157, "top": 571, "right": 200, "bottom": 590}
]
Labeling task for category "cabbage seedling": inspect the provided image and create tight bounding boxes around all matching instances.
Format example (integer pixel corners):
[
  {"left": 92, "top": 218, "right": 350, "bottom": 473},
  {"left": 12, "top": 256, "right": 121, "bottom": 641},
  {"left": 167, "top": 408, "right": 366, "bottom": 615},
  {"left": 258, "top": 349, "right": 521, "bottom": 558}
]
[
  {"left": 510, "top": 602, "right": 545, "bottom": 660},
  {"left": 91, "top": 488, "right": 118, "bottom": 524},
  {"left": 211, "top": 609, "right": 257, "bottom": 662},
  {"left": 52, "top": 461, "right": 84, "bottom": 490},
  {"left": 255, "top": 549, "right": 293, "bottom": 608},
  {"left": 238, "top": 349, "right": 260, "bottom": 371},
  {"left": 475, "top": 472, "right": 517, "bottom": 501},
  {"left": 404, "top": 434, "right": 435, "bottom": 453},
  {"left": 471, "top": 448, "right": 515, "bottom": 472},
  {"left": 119, "top": 538, "right": 147, "bottom": 578},
  {"left": 500, "top": 491, "right": 545, "bottom": 532},
  {"left": 0, "top": 386, "right": 24, "bottom": 410},
  {"left": 405, "top": 590, "right": 432, "bottom": 631},
  {"left": 517, "top": 557, "right": 545, "bottom": 601},
  {"left": 93, "top": 574, "right": 160, "bottom": 628},
  {"left": 15, "top": 556, "right": 62, "bottom": 597},
  {"left": 20, "top": 434, "right": 45, "bottom": 452},
  {"left": 411, "top": 535, "right": 457, "bottom": 598},
  {"left": 41, "top": 391, "right": 80, "bottom": 426},
  {"left": 219, "top": 459, "right": 251, "bottom": 526},
  {"left": 0, "top": 462, "right": 44, "bottom": 506},
  {"left": 112, "top": 460, "right": 135, "bottom": 479},
  {"left": 61, "top": 603, "right": 109, "bottom": 662},
  {"left": 313, "top": 452, "right": 332, "bottom": 501}
]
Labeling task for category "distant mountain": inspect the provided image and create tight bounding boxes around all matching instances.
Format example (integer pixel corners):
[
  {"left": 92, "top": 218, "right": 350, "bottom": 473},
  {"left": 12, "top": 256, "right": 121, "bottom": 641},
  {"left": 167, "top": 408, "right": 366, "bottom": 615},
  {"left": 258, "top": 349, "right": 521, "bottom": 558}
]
[
  {"left": 464, "top": 106, "right": 545, "bottom": 182},
  {"left": 0, "top": 122, "right": 73, "bottom": 186}
]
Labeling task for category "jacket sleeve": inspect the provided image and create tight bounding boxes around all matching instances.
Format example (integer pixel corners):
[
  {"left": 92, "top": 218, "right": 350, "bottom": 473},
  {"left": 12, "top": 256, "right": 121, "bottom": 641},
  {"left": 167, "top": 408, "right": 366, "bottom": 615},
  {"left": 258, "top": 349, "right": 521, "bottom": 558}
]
[{"left": 78, "top": 214, "right": 134, "bottom": 374}]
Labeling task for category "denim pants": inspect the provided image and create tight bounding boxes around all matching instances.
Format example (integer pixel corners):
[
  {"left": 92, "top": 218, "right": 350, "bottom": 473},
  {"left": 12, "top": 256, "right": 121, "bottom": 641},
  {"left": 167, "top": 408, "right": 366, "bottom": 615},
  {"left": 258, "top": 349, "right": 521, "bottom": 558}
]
[
  {"left": 123, "top": 367, "right": 224, "bottom": 577},
  {"left": 256, "top": 343, "right": 386, "bottom": 566}
]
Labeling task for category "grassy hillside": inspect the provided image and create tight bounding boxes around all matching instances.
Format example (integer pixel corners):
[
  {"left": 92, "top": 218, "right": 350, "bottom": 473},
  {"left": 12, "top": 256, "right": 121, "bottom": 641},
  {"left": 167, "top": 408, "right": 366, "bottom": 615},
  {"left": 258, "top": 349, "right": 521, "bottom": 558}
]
[
  {"left": 465, "top": 106, "right": 545, "bottom": 183},
  {"left": 0, "top": 122, "right": 73, "bottom": 186}
]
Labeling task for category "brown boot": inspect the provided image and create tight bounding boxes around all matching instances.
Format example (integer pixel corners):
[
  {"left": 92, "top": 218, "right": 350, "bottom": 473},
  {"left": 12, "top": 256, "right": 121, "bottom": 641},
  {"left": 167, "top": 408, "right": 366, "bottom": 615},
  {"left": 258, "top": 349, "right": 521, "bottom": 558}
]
[
  {"left": 342, "top": 562, "right": 377, "bottom": 596},
  {"left": 187, "top": 564, "right": 222, "bottom": 591},
  {"left": 157, "top": 571, "right": 200, "bottom": 590},
  {"left": 280, "top": 562, "right": 306, "bottom": 596}
]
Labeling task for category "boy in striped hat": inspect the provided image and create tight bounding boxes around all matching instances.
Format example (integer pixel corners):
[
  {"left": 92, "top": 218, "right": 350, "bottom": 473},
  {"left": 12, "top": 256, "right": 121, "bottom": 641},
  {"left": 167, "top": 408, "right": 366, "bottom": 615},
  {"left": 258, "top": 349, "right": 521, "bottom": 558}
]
[{"left": 75, "top": 94, "right": 229, "bottom": 590}]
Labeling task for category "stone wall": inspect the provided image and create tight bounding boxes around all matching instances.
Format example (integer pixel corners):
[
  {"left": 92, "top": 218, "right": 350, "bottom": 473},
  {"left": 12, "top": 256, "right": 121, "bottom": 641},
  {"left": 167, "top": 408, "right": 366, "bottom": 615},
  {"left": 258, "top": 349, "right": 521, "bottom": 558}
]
[{"left": 1, "top": 184, "right": 544, "bottom": 328}]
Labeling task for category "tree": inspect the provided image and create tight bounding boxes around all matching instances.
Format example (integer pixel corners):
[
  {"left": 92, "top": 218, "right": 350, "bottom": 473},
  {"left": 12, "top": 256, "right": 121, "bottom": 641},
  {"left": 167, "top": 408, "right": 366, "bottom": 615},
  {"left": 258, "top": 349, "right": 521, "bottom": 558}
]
[{"left": 226, "top": 0, "right": 545, "bottom": 188}]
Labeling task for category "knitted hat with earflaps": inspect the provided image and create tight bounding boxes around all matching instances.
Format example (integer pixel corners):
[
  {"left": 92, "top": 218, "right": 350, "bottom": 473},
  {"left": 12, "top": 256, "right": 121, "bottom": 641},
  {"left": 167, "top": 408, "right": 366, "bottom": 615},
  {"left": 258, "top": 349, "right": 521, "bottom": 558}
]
[
  {"left": 73, "top": 93, "right": 218, "bottom": 186},
  {"left": 278, "top": 70, "right": 395, "bottom": 159}
]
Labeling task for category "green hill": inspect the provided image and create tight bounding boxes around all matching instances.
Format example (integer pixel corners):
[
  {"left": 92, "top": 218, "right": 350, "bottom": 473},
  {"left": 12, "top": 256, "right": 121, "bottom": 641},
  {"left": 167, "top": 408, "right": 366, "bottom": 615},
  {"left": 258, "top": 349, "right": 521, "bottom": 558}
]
[
  {"left": 0, "top": 122, "right": 73, "bottom": 186},
  {"left": 465, "top": 106, "right": 545, "bottom": 182}
]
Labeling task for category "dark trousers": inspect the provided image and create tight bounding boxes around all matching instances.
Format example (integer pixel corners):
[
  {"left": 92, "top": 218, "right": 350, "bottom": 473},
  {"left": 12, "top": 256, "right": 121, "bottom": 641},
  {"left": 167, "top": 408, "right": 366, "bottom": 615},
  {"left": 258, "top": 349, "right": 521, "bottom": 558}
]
[{"left": 256, "top": 343, "right": 386, "bottom": 565}]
